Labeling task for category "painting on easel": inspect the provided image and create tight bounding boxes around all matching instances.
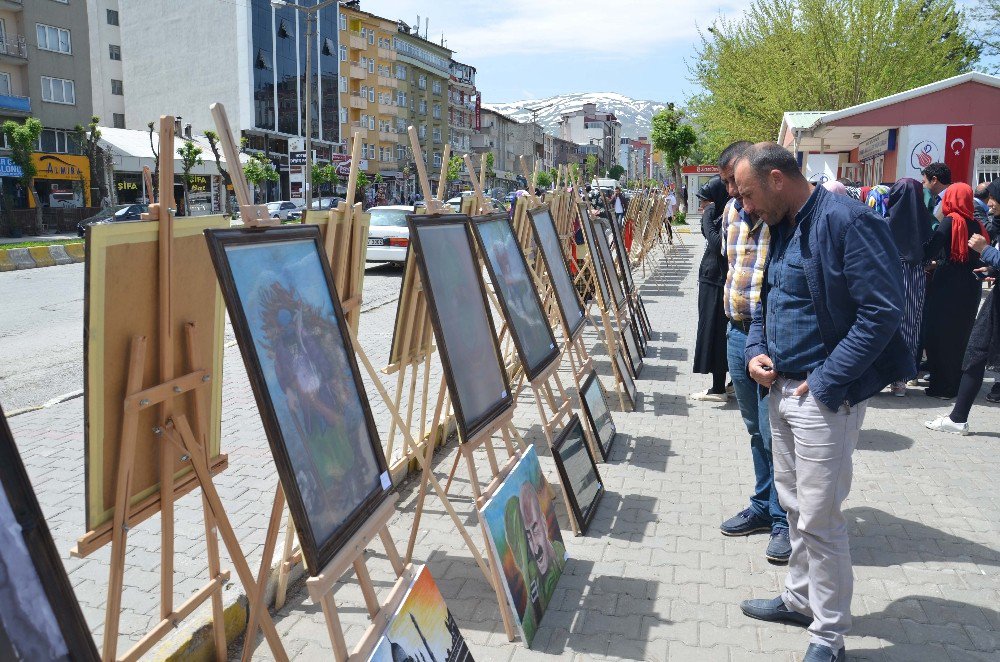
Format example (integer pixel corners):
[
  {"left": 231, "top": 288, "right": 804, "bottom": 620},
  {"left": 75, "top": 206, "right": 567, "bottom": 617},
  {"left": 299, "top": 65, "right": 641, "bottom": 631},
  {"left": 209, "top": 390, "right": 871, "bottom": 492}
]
[
  {"left": 367, "top": 565, "right": 475, "bottom": 662},
  {"left": 528, "top": 206, "right": 585, "bottom": 339},
  {"left": 205, "top": 225, "right": 391, "bottom": 573},
  {"left": 551, "top": 414, "right": 604, "bottom": 535},
  {"left": 579, "top": 371, "right": 616, "bottom": 460},
  {"left": 470, "top": 213, "right": 559, "bottom": 382},
  {"left": 480, "top": 447, "right": 567, "bottom": 647},
  {"left": 0, "top": 404, "right": 100, "bottom": 661}
]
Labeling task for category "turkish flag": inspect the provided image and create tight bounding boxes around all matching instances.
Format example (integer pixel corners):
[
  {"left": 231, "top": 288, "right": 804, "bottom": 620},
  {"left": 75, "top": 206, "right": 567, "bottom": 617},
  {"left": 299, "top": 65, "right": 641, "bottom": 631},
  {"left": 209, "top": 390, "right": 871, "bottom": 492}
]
[{"left": 945, "top": 125, "right": 973, "bottom": 184}]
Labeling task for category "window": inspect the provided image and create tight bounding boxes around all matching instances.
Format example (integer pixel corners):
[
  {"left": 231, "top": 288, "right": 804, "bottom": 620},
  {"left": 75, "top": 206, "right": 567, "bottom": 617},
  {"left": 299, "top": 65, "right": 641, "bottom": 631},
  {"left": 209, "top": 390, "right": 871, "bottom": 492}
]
[
  {"left": 339, "top": 13, "right": 346, "bottom": 30},
  {"left": 109, "top": 44, "right": 121, "bottom": 60},
  {"left": 432, "top": 128, "right": 441, "bottom": 143},
  {"left": 418, "top": 124, "right": 426, "bottom": 139},
  {"left": 113, "top": 113, "right": 125, "bottom": 129},
  {"left": 359, "top": 27, "right": 367, "bottom": 40},
  {"left": 432, "top": 104, "right": 441, "bottom": 119},
  {"left": 111, "top": 79, "right": 123, "bottom": 95},
  {"left": 396, "top": 145, "right": 406, "bottom": 161},
  {"left": 340, "top": 108, "right": 348, "bottom": 123},
  {"left": 368, "top": 59, "right": 375, "bottom": 74},
  {"left": 368, "top": 31, "right": 375, "bottom": 45},
  {"left": 0, "top": 72, "right": 9, "bottom": 97},
  {"left": 368, "top": 88, "right": 374, "bottom": 102},
  {"left": 367, "top": 115, "right": 375, "bottom": 130},
  {"left": 395, "top": 117, "right": 406, "bottom": 131},
  {"left": 432, "top": 81, "right": 441, "bottom": 95},
  {"left": 418, "top": 75, "right": 426, "bottom": 90},
  {"left": 433, "top": 152, "right": 441, "bottom": 167},
  {"left": 107, "top": 9, "right": 119, "bottom": 26},
  {"left": 396, "top": 91, "right": 407, "bottom": 106},
  {"left": 36, "top": 24, "right": 72, "bottom": 54},
  {"left": 339, "top": 45, "right": 347, "bottom": 61},
  {"left": 40, "top": 76, "right": 75, "bottom": 104},
  {"left": 395, "top": 64, "right": 406, "bottom": 80},
  {"left": 38, "top": 128, "right": 77, "bottom": 154},
  {"left": 419, "top": 99, "right": 426, "bottom": 115},
  {"left": 339, "top": 76, "right": 348, "bottom": 92},
  {"left": 360, "top": 85, "right": 368, "bottom": 98}
]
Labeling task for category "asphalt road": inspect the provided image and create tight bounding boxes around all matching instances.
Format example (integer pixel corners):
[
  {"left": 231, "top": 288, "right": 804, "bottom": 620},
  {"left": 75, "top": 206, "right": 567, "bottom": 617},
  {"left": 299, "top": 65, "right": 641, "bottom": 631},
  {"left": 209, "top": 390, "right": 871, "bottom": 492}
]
[{"left": 0, "top": 260, "right": 405, "bottom": 413}]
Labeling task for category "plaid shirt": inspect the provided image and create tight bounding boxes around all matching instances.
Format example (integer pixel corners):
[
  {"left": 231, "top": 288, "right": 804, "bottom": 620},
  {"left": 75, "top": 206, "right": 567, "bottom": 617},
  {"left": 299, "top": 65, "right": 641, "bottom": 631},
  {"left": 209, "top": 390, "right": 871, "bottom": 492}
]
[{"left": 721, "top": 199, "right": 770, "bottom": 321}]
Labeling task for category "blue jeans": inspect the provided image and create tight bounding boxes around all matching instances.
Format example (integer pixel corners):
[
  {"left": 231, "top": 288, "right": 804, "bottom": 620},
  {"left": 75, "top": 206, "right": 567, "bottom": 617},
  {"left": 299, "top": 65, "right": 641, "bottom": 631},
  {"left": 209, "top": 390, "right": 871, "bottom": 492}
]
[{"left": 727, "top": 323, "right": 787, "bottom": 531}]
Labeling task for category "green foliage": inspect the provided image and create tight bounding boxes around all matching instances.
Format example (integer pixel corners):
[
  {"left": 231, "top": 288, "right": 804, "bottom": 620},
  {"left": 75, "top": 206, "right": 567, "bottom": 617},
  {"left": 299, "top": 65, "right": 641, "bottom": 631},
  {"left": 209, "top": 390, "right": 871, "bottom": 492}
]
[
  {"left": 485, "top": 152, "right": 495, "bottom": 178},
  {"left": 970, "top": 0, "right": 1000, "bottom": 69},
  {"left": 584, "top": 154, "right": 598, "bottom": 180},
  {"left": 2, "top": 117, "right": 41, "bottom": 186},
  {"left": 374, "top": 172, "right": 384, "bottom": 185},
  {"left": 534, "top": 170, "right": 553, "bottom": 188},
  {"left": 356, "top": 171, "right": 370, "bottom": 189},
  {"left": 673, "top": 210, "right": 687, "bottom": 225},
  {"left": 568, "top": 162, "right": 581, "bottom": 183},
  {"left": 651, "top": 105, "right": 697, "bottom": 172},
  {"left": 177, "top": 140, "right": 204, "bottom": 185},
  {"left": 688, "top": 0, "right": 979, "bottom": 159},
  {"left": 311, "top": 162, "right": 339, "bottom": 192},
  {"left": 608, "top": 164, "right": 626, "bottom": 181},
  {"left": 446, "top": 155, "right": 464, "bottom": 182},
  {"left": 243, "top": 152, "right": 279, "bottom": 188}
]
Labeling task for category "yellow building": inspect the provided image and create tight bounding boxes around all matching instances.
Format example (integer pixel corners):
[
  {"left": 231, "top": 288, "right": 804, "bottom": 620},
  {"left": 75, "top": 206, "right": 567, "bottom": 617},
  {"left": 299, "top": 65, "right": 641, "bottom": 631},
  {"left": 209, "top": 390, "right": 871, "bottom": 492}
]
[{"left": 339, "top": 6, "right": 400, "bottom": 201}]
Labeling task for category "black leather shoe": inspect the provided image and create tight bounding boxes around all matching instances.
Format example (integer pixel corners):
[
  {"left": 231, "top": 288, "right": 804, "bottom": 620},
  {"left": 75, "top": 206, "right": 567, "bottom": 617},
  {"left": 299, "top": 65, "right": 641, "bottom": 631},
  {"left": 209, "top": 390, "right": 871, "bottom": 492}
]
[
  {"left": 802, "top": 643, "right": 845, "bottom": 661},
  {"left": 720, "top": 507, "right": 771, "bottom": 536},
  {"left": 739, "top": 596, "right": 811, "bottom": 627}
]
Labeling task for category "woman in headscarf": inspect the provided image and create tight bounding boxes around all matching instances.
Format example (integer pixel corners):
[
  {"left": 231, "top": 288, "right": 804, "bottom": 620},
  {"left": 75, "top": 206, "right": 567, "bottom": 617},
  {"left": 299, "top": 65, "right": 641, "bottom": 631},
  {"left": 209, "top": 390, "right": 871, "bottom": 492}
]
[
  {"left": 823, "top": 180, "right": 847, "bottom": 196},
  {"left": 689, "top": 175, "right": 731, "bottom": 402},
  {"left": 866, "top": 184, "right": 891, "bottom": 217},
  {"left": 921, "top": 183, "right": 989, "bottom": 399},
  {"left": 926, "top": 179, "right": 1000, "bottom": 434},
  {"left": 884, "top": 178, "right": 934, "bottom": 396}
]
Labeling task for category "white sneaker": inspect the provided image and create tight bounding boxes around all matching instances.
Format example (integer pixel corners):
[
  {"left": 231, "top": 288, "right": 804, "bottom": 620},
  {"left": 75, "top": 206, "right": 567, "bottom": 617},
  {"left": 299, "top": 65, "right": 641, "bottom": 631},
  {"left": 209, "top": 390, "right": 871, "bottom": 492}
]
[
  {"left": 891, "top": 382, "right": 907, "bottom": 397},
  {"left": 690, "top": 390, "right": 728, "bottom": 402},
  {"left": 924, "top": 415, "right": 969, "bottom": 436}
]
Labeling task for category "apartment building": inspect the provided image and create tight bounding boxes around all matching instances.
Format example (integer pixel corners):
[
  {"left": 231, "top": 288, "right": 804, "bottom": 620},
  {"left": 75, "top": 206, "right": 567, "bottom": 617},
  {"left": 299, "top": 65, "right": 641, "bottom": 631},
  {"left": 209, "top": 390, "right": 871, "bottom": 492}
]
[
  {"left": 558, "top": 102, "right": 621, "bottom": 174},
  {"left": 86, "top": 0, "right": 123, "bottom": 129},
  {"left": 448, "top": 59, "right": 476, "bottom": 156},
  {"left": 472, "top": 107, "right": 520, "bottom": 193}
]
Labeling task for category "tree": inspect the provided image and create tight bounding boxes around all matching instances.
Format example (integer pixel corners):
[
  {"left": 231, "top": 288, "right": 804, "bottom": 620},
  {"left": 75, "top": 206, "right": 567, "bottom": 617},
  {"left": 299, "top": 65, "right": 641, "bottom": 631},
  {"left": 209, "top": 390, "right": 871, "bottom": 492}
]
[
  {"left": 970, "top": 0, "right": 1000, "bottom": 70},
  {"left": 567, "top": 162, "right": 581, "bottom": 185},
  {"left": 74, "top": 116, "right": 110, "bottom": 206},
  {"left": 311, "top": 162, "right": 339, "bottom": 204},
  {"left": 584, "top": 154, "right": 598, "bottom": 181},
  {"left": 650, "top": 104, "right": 697, "bottom": 194},
  {"left": 608, "top": 164, "right": 626, "bottom": 181},
  {"left": 356, "top": 171, "right": 370, "bottom": 206},
  {"left": 243, "top": 152, "right": 278, "bottom": 203},
  {"left": 484, "top": 152, "right": 496, "bottom": 190},
  {"left": 534, "top": 170, "right": 553, "bottom": 189},
  {"left": 146, "top": 121, "right": 159, "bottom": 199},
  {"left": 204, "top": 130, "right": 233, "bottom": 215},
  {"left": 2, "top": 118, "right": 43, "bottom": 232},
  {"left": 688, "top": 0, "right": 979, "bottom": 159},
  {"left": 446, "top": 155, "right": 463, "bottom": 182},
  {"left": 177, "top": 140, "right": 204, "bottom": 216}
]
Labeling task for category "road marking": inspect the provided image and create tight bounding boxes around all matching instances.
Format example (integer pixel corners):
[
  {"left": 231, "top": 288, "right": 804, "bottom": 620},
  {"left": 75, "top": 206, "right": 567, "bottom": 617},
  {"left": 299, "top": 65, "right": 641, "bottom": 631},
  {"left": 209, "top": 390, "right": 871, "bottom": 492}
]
[{"left": 8, "top": 389, "right": 83, "bottom": 418}]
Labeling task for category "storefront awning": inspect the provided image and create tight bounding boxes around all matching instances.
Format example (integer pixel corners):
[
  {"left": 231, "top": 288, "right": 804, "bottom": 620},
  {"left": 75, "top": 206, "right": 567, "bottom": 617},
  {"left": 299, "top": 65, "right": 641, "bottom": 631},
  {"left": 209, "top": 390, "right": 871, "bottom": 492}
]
[{"left": 98, "top": 127, "right": 249, "bottom": 176}]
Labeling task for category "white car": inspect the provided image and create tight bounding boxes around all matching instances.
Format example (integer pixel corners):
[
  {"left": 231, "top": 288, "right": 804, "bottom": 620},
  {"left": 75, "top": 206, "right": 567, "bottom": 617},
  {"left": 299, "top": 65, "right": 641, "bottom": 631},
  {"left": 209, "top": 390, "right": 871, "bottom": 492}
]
[
  {"left": 266, "top": 200, "right": 300, "bottom": 220},
  {"left": 366, "top": 205, "right": 412, "bottom": 266}
]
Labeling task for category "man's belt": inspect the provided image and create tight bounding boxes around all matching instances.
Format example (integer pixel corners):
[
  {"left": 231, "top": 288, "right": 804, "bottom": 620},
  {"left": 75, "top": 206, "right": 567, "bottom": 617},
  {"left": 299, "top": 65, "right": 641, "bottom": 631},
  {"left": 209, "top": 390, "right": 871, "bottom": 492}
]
[
  {"left": 777, "top": 371, "right": 808, "bottom": 381},
  {"left": 728, "top": 318, "right": 752, "bottom": 334}
]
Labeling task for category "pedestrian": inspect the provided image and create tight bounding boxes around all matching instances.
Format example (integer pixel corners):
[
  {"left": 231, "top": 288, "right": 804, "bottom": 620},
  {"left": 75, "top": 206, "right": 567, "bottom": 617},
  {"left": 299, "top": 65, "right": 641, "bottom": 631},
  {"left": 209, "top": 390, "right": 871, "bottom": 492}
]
[
  {"left": 921, "top": 162, "right": 952, "bottom": 220},
  {"left": 884, "top": 178, "right": 934, "bottom": 396},
  {"left": 690, "top": 175, "right": 731, "bottom": 402},
  {"left": 609, "top": 185, "right": 627, "bottom": 227},
  {"left": 822, "top": 181, "right": 847, "bottom": 196},
  {"left": 716, "top": 140, "right": 790, "bottom": 564},
  {"left": 735, "top": 142, "right": 912, "bottom": 662},
  {"left": 925, "top": 181, "right": 1000, "bottom": 434},
  {"left": 922, "top": 183, "right": 987, "bottom": 399}
]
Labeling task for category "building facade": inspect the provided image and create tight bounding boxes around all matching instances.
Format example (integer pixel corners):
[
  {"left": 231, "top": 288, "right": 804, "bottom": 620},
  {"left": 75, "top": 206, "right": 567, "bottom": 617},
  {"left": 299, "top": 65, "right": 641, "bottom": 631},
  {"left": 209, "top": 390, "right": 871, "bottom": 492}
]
[
  {"left": 472, "top": 107, "right": 520, "bottom": 193},
  {"left": 557, "top": 102, "right": 621, "bottom": 175},
  {"left": 448, "top": 59, "right": 477, "bottom": 156},
  {"left": 86, "top": 0, "right": 124, "bottom": 129}
]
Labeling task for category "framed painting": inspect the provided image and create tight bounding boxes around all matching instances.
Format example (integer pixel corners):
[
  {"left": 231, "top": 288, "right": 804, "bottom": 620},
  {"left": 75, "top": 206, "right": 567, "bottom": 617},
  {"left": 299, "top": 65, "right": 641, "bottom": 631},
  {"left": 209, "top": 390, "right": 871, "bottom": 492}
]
[
  {"left": 366, "top": 565, "right": 475, "bottom": 662},
  {"left": 614, "top": 347, "right": 637, "bottom": 408},
  {"left": 407, "top": 215, "right": 512, "bottom": 441},
  {"left": 621, "top": 321, "right": 644, "bottom": 377},
  {"left": 606, "top": 207, "right": 635, "bottom": 294},
  {"left": 576, "top": 203, "right": 611, "bottom": 310},
  {"left": 579, "top": 371, "right": 616, "bottom": 461},
  {"left": 470, "top": 213, "right": 559, "bottom": 382},
  {"left": 479, "top": 446, "right": 567, "bottom": 647},
  {"left": 205, "top": 225, "right": 392, "bottom": 574},
  {"left": 0, "top": 404, "right": 100, "bottom": 661},
  {"left": 83, "top": 215, "right": 227, "bottom": 545},
  {"left": 528, "top": 206, "right": 586, "bottom": 340},
  {"left": 589, "top": 217, "right": 627, "bottom": 313},
  {"left": 551, "top": 414, "right": 604, "bottom": 535}
]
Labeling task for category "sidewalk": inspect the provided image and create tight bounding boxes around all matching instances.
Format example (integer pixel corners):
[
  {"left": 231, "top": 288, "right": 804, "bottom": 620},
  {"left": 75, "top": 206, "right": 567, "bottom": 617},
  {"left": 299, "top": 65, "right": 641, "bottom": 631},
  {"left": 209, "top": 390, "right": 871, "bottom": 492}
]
[{"left": 7, "top": 235, "right": 1000, "bottom": 661}]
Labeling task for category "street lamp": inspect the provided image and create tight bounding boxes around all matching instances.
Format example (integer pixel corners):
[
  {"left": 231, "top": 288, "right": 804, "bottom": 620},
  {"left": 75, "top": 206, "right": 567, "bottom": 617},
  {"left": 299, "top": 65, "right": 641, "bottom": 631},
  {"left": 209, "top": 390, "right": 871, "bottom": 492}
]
[{"left": 271, "top": 0, "right": 338, "bottom": 212}]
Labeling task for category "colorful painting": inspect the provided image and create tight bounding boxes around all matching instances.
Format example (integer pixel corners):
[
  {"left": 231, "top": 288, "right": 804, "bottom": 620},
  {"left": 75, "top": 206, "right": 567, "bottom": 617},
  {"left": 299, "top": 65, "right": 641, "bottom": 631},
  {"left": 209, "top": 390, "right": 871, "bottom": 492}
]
[
  {"left": 206, "top": 227, "right": 390, "bottom": 573},
  {"left": 409, "top": 218, "right": 512, "bottom": 440},
  {"left": 529, "top": 207, "right": 585, "bottom": 339},
  {"left": 579, "top": 371, "right": 616, "bottom": 460},
  {"left": 552, "top": 415, "right": 604, "bottom": 534},
  {"left": 480, "top": 447, "right": 567, "bottom": 646},
  {"left": 367, "top": 566, "right": 474, "bottom": 662},
  {"left": 472, "top": 214, "right": 559, "bottom": 381}
]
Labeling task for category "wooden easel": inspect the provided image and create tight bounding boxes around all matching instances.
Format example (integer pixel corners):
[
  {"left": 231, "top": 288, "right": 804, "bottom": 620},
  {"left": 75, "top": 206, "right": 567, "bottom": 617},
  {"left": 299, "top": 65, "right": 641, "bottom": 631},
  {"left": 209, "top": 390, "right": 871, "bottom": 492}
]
[{"left": 81, "top": 115, "right": 285, "bottom": 662}]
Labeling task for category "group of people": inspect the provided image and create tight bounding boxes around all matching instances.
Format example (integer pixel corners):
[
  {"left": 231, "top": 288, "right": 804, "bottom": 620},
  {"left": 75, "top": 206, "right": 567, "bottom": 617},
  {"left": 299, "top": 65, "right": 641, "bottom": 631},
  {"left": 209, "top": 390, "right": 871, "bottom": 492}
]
[{"left": 687, "top": 140, "right": 1000, "bottom": 662}]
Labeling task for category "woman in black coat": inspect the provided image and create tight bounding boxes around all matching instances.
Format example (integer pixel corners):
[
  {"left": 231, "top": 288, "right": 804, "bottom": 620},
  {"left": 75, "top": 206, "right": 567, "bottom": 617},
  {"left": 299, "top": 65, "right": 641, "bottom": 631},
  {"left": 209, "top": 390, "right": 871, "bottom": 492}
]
[{"left": 690, "top": 176, "right": 731, "bottom": 402}]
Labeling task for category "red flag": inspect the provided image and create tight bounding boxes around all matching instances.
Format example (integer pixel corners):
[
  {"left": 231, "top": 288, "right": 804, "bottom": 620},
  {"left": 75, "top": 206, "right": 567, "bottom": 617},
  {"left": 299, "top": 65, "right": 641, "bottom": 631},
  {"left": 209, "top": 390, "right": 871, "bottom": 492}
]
[{"left": 944, "top": 125, "right": 973, "bottom": 184}]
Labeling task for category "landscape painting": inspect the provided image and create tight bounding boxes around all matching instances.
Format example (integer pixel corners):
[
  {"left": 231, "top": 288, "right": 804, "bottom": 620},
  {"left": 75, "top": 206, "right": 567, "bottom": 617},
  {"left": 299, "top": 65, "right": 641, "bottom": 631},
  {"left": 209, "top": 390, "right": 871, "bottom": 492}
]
[
  {"left": 480, "top": 446, "right": 567, "bottom": 647},
  {"left": 552, "top": 414, "right": 605, "bottom": 534},
  {"left": 529, "top": 207, "right": 585, "bottom": 339},
  {"left": 580, "top": 371, "right": 617, "bottom": 460}
]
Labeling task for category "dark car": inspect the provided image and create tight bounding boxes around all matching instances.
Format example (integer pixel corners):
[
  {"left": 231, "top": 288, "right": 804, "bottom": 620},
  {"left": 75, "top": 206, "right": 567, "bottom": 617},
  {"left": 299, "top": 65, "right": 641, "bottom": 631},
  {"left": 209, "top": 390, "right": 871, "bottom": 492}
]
[
  {"left": 287, "top": 197, "right": 345, "bottom": 222},
  {"left": 77, "top": 203, "right": 149, "bottom": 237}
]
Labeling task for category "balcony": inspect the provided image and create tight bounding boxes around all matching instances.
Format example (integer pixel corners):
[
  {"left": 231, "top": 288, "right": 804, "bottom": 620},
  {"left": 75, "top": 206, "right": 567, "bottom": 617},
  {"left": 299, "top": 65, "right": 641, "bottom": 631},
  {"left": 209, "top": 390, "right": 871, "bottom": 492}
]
[
  {"left": 348, "top": 32, "right": 365, "bottom": 50},
  {"left": 349, "top": 93, "right": 368, "bottom": 110},
  {"left": 377, "top": 75, "right": 398, "bottom": 90},
  {"left": 0, "top": 93, "right": 30, "bottom": 116},
  {"left": 0, "top": 35, "right": 27, "bottom": 63},
  {"left": 379, "top": 131, "right": 399, "bottom": 143},
  {"left": 377, "top": 47, "right": 394, "bottom": 60},
  {"left": 0, "top": 0, "right": 23, "bottom": 11},
  {"left": 348, "top": 121, "right": 368, "bottom": 139},
  {"left": 348, "top": 62, "right": 367, "bottom": 80},
  {"left": 378, "top": 103, "right": 398, "bottom": 116}
]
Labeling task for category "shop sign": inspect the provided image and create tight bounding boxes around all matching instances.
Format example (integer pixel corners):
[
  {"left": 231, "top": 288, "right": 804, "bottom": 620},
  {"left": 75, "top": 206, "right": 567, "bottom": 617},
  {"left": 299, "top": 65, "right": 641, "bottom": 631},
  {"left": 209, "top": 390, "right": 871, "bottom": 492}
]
[
  {"left": 858, "top": 130, "right": 894, "bottom": 162},
  {"left": 0, "top": 156, "right": 22, "bottom": 178},
  {"left": 681, "top": 165, "right": 720, "bottom": 175},
  {"left": 32, "top": 153, "right": 90, "bottom": 180}
]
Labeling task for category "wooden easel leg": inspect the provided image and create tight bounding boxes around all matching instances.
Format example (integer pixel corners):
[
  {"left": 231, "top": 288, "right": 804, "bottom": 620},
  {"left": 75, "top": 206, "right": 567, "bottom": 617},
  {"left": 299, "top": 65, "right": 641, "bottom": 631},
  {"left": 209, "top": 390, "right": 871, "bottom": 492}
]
[
  {"left": 319, "top": 593, "right": 350, "bottom": 661},
  {"left": 405, "top": 375, "right": 446, "bottom": 563},
  {"left": 274, "top": 508, "right": 297, "bottom": 610},
  {"left": 384, "top": 363, "right": 407, "bottom": 462},
  {"left": 241, "top": 483, "right": 286, "bottom": 662},
  {"left": 443, "top": 449, "right": 463, "bottom": 494}
]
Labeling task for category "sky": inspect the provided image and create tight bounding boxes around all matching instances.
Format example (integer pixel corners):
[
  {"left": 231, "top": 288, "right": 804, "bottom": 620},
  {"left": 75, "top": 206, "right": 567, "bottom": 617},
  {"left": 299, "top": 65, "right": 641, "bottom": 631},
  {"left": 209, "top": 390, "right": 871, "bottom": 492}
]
[{"left": 358, "top": 0, "right": 748, "bottom": 105}]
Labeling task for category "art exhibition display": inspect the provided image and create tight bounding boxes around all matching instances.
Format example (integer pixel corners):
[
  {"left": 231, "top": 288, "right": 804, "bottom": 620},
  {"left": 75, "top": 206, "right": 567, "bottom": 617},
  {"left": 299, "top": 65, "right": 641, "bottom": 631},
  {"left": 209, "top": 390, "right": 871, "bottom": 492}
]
[
  {"left": 615, "top": 348, "right": 638, "bottom": 407},
  {"left": 606, "top": 204, "right": 635, "bottom": 293},
  {"left": 480, "top": 447, "right": 567, "bottom": 647},
  {"left": 528, "top": 206, "right": 586, "bottom": 339},
  {"left": 0, "top": 404, "right": 100, "bottom": 661},
  {"left": 579, "top": 371, "right": 617, "bottom": 461},
  {"left": 407, "top": 215, "right": 513, "bottom": 441},
  {"left": 551, "top": 414, "right": 605, "bottom": 535},
  {"left": 471, "top": 213, "right": 560, "bottom": 382},
  {"left": 577, "top": 203, "right": 613, "bottom": 309},
  {"left": 367, "top": 566, "right": 475, "bottom": 662},
  {"left": 591, "top": 217, "right": 628, "bottom": 312},
  {"left": 622, "top": 321, "right": 645, "bottom": 377},
  {"left": 205, "top": 225, "right": 392, "bottom": 573}
]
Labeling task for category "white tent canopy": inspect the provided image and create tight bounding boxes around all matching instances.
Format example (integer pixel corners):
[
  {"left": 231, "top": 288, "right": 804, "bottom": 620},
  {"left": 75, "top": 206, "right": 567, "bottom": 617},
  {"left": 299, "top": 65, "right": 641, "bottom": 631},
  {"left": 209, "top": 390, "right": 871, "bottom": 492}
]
[{"left": 98, "top": 126, "right": 249, "bottom": 176}]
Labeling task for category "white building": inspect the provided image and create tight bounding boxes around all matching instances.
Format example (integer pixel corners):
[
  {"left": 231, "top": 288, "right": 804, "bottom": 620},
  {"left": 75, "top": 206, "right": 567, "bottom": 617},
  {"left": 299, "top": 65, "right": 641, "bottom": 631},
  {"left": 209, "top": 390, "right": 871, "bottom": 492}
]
[{"left": 86, "top": 0, "right": 125, "bottom": 128}]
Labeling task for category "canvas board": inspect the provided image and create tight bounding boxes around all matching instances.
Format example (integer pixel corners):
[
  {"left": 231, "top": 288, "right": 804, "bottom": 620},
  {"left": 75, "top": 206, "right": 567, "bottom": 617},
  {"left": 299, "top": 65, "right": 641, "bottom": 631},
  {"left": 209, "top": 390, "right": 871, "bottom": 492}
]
[
  {"left": 471, "top": 213, "right": 559, "bottom": 382},
  {"left": 408, "top": 215, "right": 512, "bottom": 441},
  {"left": 622, "top": 321, "right": 644, "bottom": 377},
  {"left": 367, "top": 565, "right": 475, "bottom": 662},
  {"left": 576, "top": 203, "right": 611, "bottom": 309},
  {"left": 205, "top": 226, "right": 391, "bottom": 574},
  {"left": 480, "top": 446, "right": 567, "bottom": 647},
  {"left": 83, "top": 215, "right": 227, "bottom": 536},
  {"left": 614, "top": 348, "right": 637, "bottom": 407},
  {"left": 0, "top": 405, "right": 100, "bottom": 661},
  {"left": 579, "top": 371, "right": 616, "bottom": 461},
  {"left": 590, "top": 217, "right": 627, "bottom": 312},
  {"left": 551, "top": 414, "right": 604, "bottom": 535},
  {"left": 528, "top": 206, "right": 586, "bottom": 339},
  {"left": 608, "top": 209, "right": 635, "bottom": 294}
]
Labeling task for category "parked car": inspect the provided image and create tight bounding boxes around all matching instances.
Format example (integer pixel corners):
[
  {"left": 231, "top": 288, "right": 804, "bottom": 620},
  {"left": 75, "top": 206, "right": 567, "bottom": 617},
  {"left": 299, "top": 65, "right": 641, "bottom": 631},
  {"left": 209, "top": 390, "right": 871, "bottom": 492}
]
[
  {"left": 76, "top": 203, "right": 149, "bottom": 237},
  {"left": 287, "top": 197, "right": 345, "bottom": 221},
  {"left": 365, "top": 205, "right": 411, "bottom": 266},
  {"left": 266, "top": 200, "right": 300, "bottom": 221}
]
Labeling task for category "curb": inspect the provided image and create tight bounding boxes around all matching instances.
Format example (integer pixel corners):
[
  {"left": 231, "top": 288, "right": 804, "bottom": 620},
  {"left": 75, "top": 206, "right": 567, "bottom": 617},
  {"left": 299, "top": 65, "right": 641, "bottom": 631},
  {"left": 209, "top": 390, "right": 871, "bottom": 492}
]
[{"left": 0, "top": 242, "right": 84, "bottom": 271}]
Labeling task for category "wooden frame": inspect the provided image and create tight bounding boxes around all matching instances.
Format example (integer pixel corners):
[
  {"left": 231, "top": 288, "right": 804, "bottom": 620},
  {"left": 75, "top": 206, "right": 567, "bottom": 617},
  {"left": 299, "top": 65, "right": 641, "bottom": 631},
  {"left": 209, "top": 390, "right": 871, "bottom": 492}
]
[
  {"left": 614, "top": 347, "right": 638, "bottom": 407},
  {"left": 469, "top": 212, "right": 560, "bottom": 382},
  {"left": 550, "top": 414, "right": 604, "bottom": 535},
  {"left": 0, "top": 404, "right": 100, "bottom": 661},
  {"left": 406, "top": 214, "right": 513, "bottom": 442},
  {"left": 204, "top": 225, "right": 392, "bottom": 574},
  {"left": 576, "top": 203, "right": 612, "bottom": 311},
  {"left": 621, "top": 319, "right": 645, "bottom": 378},
  {"left": 578, "top": 370, "right": 617, "bottom": 461},
  {"left": 590, "top": 216, "right": 628, "bottom": 313},
  {"left": 527, "top": 205, "right": 586, "bottom": 339}
]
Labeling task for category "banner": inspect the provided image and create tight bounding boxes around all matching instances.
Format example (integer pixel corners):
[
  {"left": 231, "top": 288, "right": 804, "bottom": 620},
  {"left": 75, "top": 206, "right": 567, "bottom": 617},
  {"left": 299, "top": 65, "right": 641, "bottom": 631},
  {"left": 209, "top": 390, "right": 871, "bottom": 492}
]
[
  {"left": 896, "top": 124, "right": 946, "bottom": 181},
  {"left": 944, "top": 125, "right": 973, "bottom": 185}
]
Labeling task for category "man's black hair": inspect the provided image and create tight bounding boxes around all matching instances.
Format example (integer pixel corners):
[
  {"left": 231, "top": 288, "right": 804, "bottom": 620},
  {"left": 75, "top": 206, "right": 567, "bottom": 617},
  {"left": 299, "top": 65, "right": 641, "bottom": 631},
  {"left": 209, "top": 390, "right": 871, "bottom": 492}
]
[
  {"left": 974, "top": 182, "right": 990, "bottom": 202},
  {"left": 718, "top": 140, "right": 752, "bottom": 170},
  {"left": 921, "top": 162, "right": 952, "bottom": 185},
  {"left": 741, "top": 142, "right": 804, "bottom": 182}
]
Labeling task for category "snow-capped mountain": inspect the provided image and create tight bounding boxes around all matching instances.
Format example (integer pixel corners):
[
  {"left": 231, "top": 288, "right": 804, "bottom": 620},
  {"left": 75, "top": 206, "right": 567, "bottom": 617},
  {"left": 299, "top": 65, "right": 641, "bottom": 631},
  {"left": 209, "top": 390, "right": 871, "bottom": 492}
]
[{"left": 483, "top": 93, "right": 670, "bottom": 140}]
